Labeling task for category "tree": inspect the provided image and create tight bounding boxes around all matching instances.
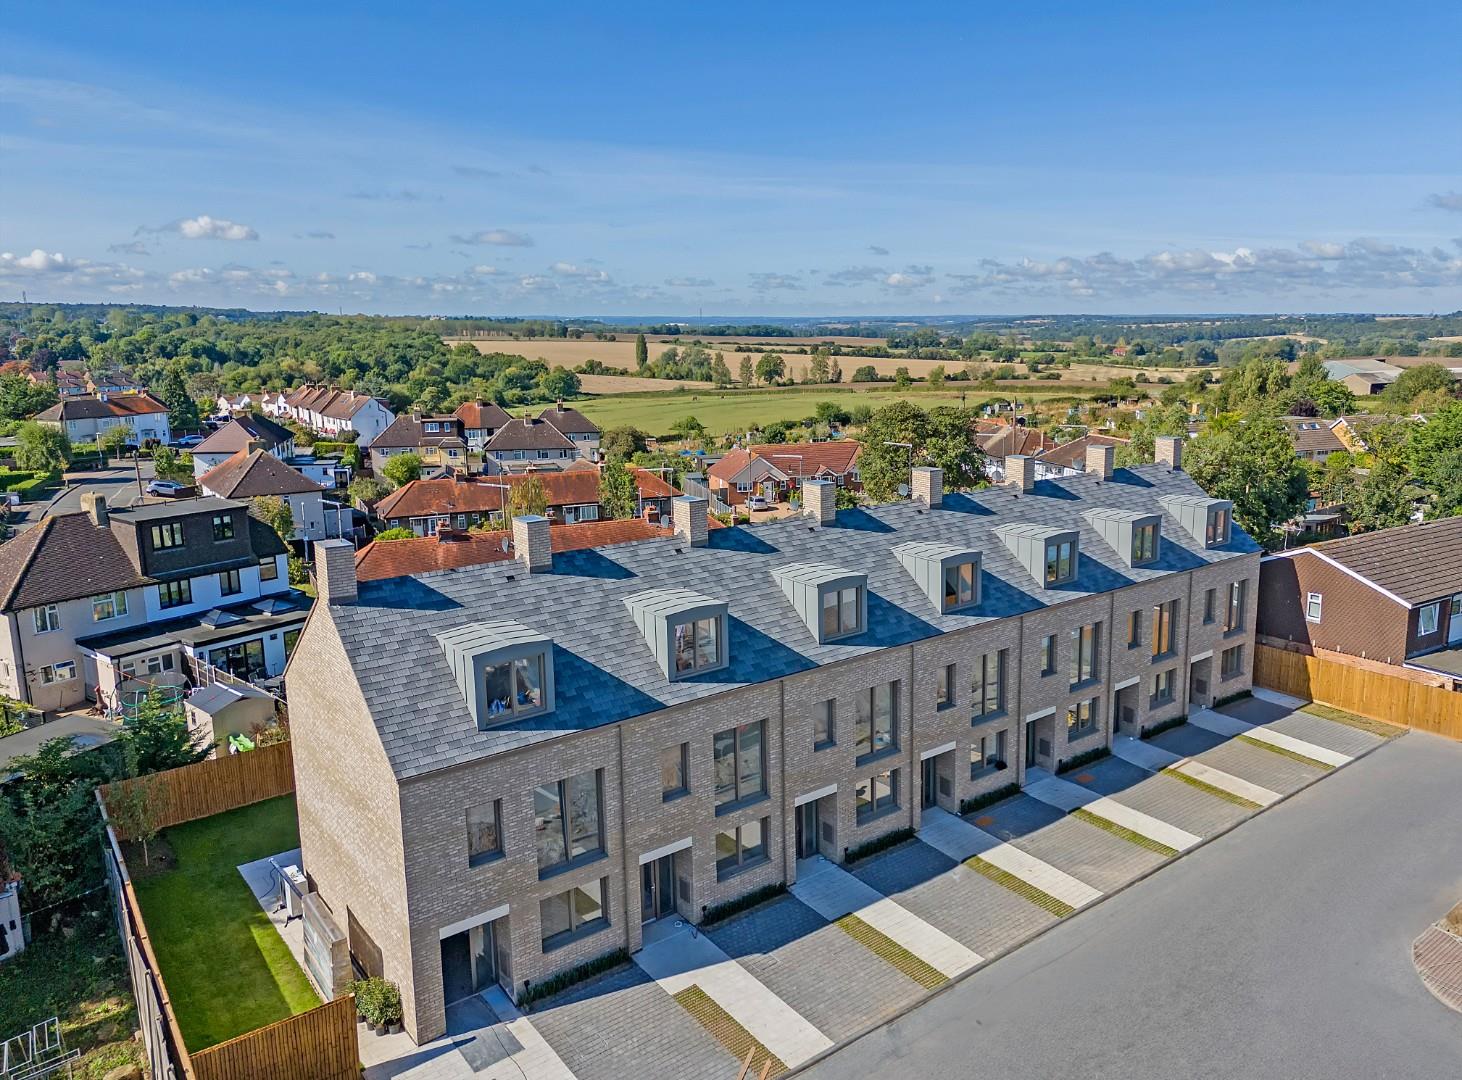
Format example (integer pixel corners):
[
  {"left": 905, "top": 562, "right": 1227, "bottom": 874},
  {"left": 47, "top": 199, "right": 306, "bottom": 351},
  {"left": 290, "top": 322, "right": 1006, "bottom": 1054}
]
[
  {"left": 151, "top": 446, "right": 193, "bottom": 483},
  {"left": 598, "top": 461, "right": 638, "bottom": 520},
  {"left": 927, "top": 364, "right": 946, "bottom": 391},
  {"left": 738, "top": 355, "right": 755, "bottom": 387},
  {"left": 154, "top": 366, "right": 200, "bottom": 431},
  {"left": 98, "top": 423, "right": 133, "bottom": 464},
  {"left": 14, "top": 421, "right": 71, "bottom": 472},
  {"left": 1384, "top": 363, "right": 1456, "bottom": 408},
  {"left": 635, "top": 333, "right": 648, "bottom": 369},
  {"left": 1309, "top": 450, "right": 1357, "bottom": 507},
  {"left": 1346, "top": 458, "right": 1413, "bottom": 533},
  {"left": 601, "top": 426, "right": 649, "bottom": 462},
  {"left": 373, "top": 526, "right": 415, "bottom": 541},
  {"left": 1425, "top": 447, "right": 1462, "bottom": 519},
  {"left": 1185, "top": 415, "right": 1309, "bottom": 547},
  {"left": 348, "top": 475, "right": 391, "bottom": 506},
  {"left": 106, "top": 760, "right": 161, "bottom": 866},
  {"left": 115, "top": 687, "right": 210, "bottom": 774},
  {"left": 0, "top": 372, "right": 57, "bottom": 420},
  {"left": 894, "top": 367, "right": 912, "bottom": 391},
  {"left": 382, "top": 452, "right": 422, "bottom": 488},
  {"left": 755, "top": 353, "right": 785, "bottom": 386},
  {"left": 538, "top": 367, "right": 581, "bottom": 400},
  {"left": 506, "top": 475, "right": 548, "bottom": 518},
  {"left": 251, "top": 494, "right": 295, "bottom": 545},
  {"left": 851, "top": 365, "right": 879, "bottom": 383},
  {"left": 710, "top": 353, "right": 733, "bottom": 388},
  {"left": 828, "top": 357, "right": 843, "bottom": 384},
  {"left": 858, "top": 401, "right": 984, "bottom": 502},
  {"left": 669, "top": 415, "right": 707, "bottom": 442},
  {"left": 808, "top": 349, "right": 831, "bottom": 384}
]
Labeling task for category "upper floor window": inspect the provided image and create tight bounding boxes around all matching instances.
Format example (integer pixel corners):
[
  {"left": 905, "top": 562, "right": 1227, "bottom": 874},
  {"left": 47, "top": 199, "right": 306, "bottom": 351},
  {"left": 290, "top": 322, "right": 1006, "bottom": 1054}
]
[
  {"left": 33, "top": 605, "right": 60, "bottom": 634},
  {"left": 1044, "top": 539, "right": 1076, "bottom": 585},
  {"left": 821, "top": 585, "right": 862, "bottom": 640},
  {"left": 714, "top": 720, "right": 766, "bottom": 808},
  {"left": 259, "top": 557, "right": 279, "bottom": 582},
  {"left": 484, "top": 654, "right": 546, "bottom": 718},
  {"left": 971, "top": 651, "right": 1005, "bottom": 719},
  {"left": 92, "top": 592, "right": 128, "bottom": 622},
  {"left": 1127, "top": 609, "right": 1142, "bottom": 649},
  {"left": 1206, "top": 507, "right": 1230, "bottom": 546},
  {"left": 1070, "top": 623, "right": 1101, "bottom": 687},
  {"left": 533, "top": 770, "right": 603, "bottom": 872},
  {"left": 1040, "top": 634, "right": 1058, "bottom": 676},
  {"left": 943, "top": 561, "right": 978, "bottom": 611},
  {"left": 151, "top": 522, "right": 183, "bottom": 550},
  {"left": 855, "top": 681, "right": 899, "bottom": 760},
  {"left": 936, "top": 664, "right": 956, "bottom": 710},
  {"left": 1151, "top": 600, "right": 1178, "bottom": 658},
  {"left": 660, "top": 743, "right": 688, "bottom": 800},
  {"left": 1203, "top": 588, "right": 1216, "bottom": 624},
  {"left": 424, "top": 421, "right": 440, "bottom": 432},
  {"left": 673, "top": 617, "right": 721, "bottom": 676},
  {"left": 1418, "top": 602, "right": 1440, "bottom": 636},
  {"left": 1224, "top": 580, "right": 1247, "bottom": 634},
  {"left": 219, "top": 569, "right": 242, "bottom": 596},
  {"left": 1132, "top": 523, "right": 1158, "bottom": 564},
  {"left": 212, "top": 514, "right": 234, "bottom": 541},
  {"left": 1305, "top": 592, "right": 1322, "bottom": 623},
  {"left": 158, "top": 579, "right": 192, "bottom": 609},
  {"left": 813, "top": 699, "right": 836, "bottom": 749},
  {"left": 466, "top": 800, "right": 503, "bottom": 866}
]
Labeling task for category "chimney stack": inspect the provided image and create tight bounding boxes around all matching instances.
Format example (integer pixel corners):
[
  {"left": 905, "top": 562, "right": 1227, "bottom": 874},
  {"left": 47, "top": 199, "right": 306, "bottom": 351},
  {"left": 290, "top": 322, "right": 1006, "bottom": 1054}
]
[
  {"left": 1007, "top": 454, "right": 1035, "bottom": 493},
  {"left": 512, "top": 514, "right": 552, "bottom": 572},
  {"left": 911, "top": 466, "right": 943, "bottom": 507},
  {"left": 671, "top": 495, "right": 708, "bottom": 547},
  {"left": 314, "top": 539, "right": 357, "bottom": 604},
  {"left": 1154, "top": 435, "right": 1183, "bottom": 471},
  {"left": 80, "top": 491, "right": 109, "bottom": 527},
  {"left": 802, "top": 478, "right": 836, "bottom": 525},
  {"left": 1085, "top": 442, "right": 1114, "bottom": 480},
  {"left": 247, "top": 438, "right": 266, "bottom": 454}
]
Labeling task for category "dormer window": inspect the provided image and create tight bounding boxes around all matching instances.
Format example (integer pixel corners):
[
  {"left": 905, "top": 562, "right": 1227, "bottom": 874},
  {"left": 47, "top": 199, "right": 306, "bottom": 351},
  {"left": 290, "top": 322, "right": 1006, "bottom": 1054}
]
[
  {"left": 1045, "top": 540, "right": 1075, "bottom": 585},
  {"left": 944, "top": 562, "right": 978, "bottom": 610},
  {"left": 425, "top": 421, "right": 440, "bottom": 432},
  {"left": 437, "top": 621, "right": 556, "bottom": 730},
  {"left": 1160, "top": 494, "right": 1234, "bottom": 549},
  {"left": 484, "top": 655, "right": 545, "bottom": 718},
  {"left": 1132, "top": 523, "right": 1158, "bottom": 565},
  {"left": 895, "top": 542, "right": 981, "bottom": 614},
  {"left": 821, "top": 586, "right": 862, "bottom": 639},
  {"left": 673, "top": 617, "right": 721, "bottom": 674},
  {"left": 1206, "top": 507, "right": 1229, "bottom": 546},
  {"left": 625, "top": 588, "right": 729, "bottom": 681}
]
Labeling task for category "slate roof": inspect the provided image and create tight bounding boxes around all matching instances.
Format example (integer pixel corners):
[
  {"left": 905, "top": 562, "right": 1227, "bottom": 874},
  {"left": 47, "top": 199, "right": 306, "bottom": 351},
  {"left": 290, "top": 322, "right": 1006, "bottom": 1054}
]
[
  {"left": 536, "top": 403, "right": 599, "bottom": 435},
  {"left": 193, "top": 413, "right": 293, "bottom": 454},
  {"left": 371, "top": 415, "right": 466, "bottom": 450},
  {"left": 34, "top": 393, "right": 168, "bottom": 422},
  {"left": 325, "top": 462, "right": 1261, "bottom": 781},
  {"left": 483, "top": 417, "right": 577, "bottom": 453},
  {"left": 1306, "top": 517, "right": 1462, "bottom": 605},
  {"left": 1279, "top": 416, "right": 1347, "bottom": 455},
  {"left": 199, "top": 449, "right": 323, "bottom": 498}
]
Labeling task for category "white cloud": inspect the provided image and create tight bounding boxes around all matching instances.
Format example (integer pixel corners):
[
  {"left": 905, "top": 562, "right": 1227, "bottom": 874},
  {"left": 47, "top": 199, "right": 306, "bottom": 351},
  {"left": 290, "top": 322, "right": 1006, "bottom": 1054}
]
[
  {"left": 665, "top": 276, "right": 714, "bottom": 287},
  {"left": 1300, "top": 240, "right": 1346, "bottom": 259},
  {"left": 551, "top": 262, "right": 610, "bottom": 283},
  {"left": 449, "top": 229, "right": 534, "bottom": 247},
  {"left": 178, "top": 215, "right": 258, "bottom": 241},
  {"left": 1, "top": 249, "right": 73, "bottom": 271},
  {"left": 471, "top": 265, "right": 501, "bottom": 275}
]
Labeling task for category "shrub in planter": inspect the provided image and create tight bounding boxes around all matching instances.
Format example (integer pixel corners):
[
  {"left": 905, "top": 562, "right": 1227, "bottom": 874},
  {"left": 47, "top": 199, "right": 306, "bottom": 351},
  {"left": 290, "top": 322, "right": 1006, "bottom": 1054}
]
[{"left": 353, "top": 976, "right": 401, "bottom": 1033}]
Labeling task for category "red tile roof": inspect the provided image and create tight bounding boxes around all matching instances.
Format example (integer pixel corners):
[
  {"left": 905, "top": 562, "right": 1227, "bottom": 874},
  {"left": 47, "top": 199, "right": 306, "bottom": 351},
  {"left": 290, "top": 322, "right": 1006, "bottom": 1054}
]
[
  {"left": 453, "top": 400, "right": 512, "bottom": 430},
  {"left": 373, "top": 467, "right": 677, "bottom": 520},
  {"left": 708, "top": 441, "right": 861, "bottom": 483},
  {"left": 198, "top": 449, "right": 323, "bottom": 498},
  {"left": 1036, "top": 433, "right": 1129, "bottom": 470}
]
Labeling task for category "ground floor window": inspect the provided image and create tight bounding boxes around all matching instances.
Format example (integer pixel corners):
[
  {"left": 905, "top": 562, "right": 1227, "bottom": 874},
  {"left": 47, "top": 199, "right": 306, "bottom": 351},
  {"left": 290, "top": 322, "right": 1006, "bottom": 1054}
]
[
  {"left": 209, "top": 638, "right": 267, "bottom": 681},
  {"left": 970, "top": 730, "right": 1008, "bottom": 778},
  {"left": 715, "top": 818, "right": 768, "bottom": 879},
  {"left": 855, "top": 769, "right": 899, "bottom": 823},
  {"left": 540, "top": 878, "right": 607, "bottom": 950},
  {"left": 1221, "top": 645, "right": 1244, "bottom": 679},
  {"left": 39, "top": 660, "right": 77, "bottom": 684},
  {"left": 1066, "top": 697, "right": 1098, "bottom": 737},
  {"left": 1150, "top": 668, "right": 1175, "bottom": 707}
]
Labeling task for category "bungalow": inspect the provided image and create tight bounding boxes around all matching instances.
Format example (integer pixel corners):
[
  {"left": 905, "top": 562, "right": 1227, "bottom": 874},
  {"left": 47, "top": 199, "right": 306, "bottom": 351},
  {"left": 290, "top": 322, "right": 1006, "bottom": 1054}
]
[
  {"left": 707, "top": 440, "right": 862, "bottom": 506},
  {"left": 1279, "top": 416, "right": 1346, "bottom": 462}
]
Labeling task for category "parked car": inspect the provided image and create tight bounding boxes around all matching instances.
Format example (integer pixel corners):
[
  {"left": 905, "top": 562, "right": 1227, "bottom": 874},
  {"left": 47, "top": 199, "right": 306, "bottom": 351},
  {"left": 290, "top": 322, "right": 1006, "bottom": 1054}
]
[
  {"left": 145, "top": 479, "right": 186, "bottom": 498},
  {"left": 173, "top": 434, "right": 204, "bottom": 448},
  {"left": 745, "top": 494, "right": 771, "bottom": 511}
]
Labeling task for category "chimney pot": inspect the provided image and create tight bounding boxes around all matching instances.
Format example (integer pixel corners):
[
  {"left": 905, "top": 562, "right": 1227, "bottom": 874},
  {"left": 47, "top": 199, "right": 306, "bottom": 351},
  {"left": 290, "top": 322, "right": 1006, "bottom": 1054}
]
[
  {"left": 802, "top": 478, "right": 836, "bottom": 525},
  {"left": 1007, "top": 454, "right": 1035, "bottom": 492},
  {"left": 1085, "top": 442, "right": 1114, "bottom": 480},
  {"left": 314, "top": 538, "right": 357, "bottom": 604},
  {"left": 80, "top": 491, "right": 109, "bottom": 527},
  {"left": 1154, "top": 435, "right": 1184, "bottom": 471},
  {"left": 511, "top": 514, "right": 552, "bottom": 572},
  {"left": 671, "top": 495, "right": 708, "bottom": 547},
  {"left": 911, "top": 466, "right": 943, "bottom": 507}
]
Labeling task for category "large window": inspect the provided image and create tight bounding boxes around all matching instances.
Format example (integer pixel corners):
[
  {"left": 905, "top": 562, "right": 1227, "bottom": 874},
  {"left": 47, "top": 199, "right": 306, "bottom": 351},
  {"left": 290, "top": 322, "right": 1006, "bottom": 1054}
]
[
  {"left": 150, "top": 522, "right": 183, "bottom": 550},
  {"left": 484, "top": 654, "right": 546, "bottom": 718},
  {"left": 813, "top": 700, "right": 835, "bottom": 750},
  {"left": 1066, "top": 697, "right": 1098, "bottom": 738},
  {"left": 1132, "top": 523, "right": 1158, "bottom": 564},
  {"left": 936, "top": 664, "right": 956, "bottom": 710},
  {"left": 92, "top": 592, "right": 128, "bottom": 622},
  {"left": 158, "top": 579, "right": 192, "bottom": 609},
  {"left": 970, "top": 730, "right": 1007, "bottom": 778},
  {"left": 1223, "top": 580, "right": 1246, "bottom": 633},
  {"left": 33, "top": 605, "right": 60, "bottom": 634},
  {"left": 855, "top": 681, "right": 899, "bottom": 760},
  {"left": 821, "top": 586, "right": 862, "bottom": 639},
  {"left": 716, "top": 818, "right": 768, "bottom": 879},
  {"left": 855, "top": 769, "right": 899, "bottom": 823},
  {"left": 1039, "top": 634, "right": 1058, "bottom": 676},
  {"left": 1221, "top": 645, "right": 1244, "bottom": 679},
  {"left": 540, "top": 878, "right": 607, "bottom": 949},
  {"left": 466, "top": 800, "right": 502, "bottom": 866},
  {"left": 1150, "top": 669, "right": 1175, "bottom": 707},
  {"left": 1044, "top": 539, "right": 1076, "bottom": 585},
  {"left": 971, "top": 651, "right": 1005, "bottom": 719},
  {"left": 1206, "top": 507, "right": 1230, "bottom": 546},
  {"left": 219, "top": 569, "right": 242, "bottom": 596},
  {"left": 673, "top": 617, "right": 721, "bottom": 675},
  {"left": 714, "top": 721, "right": 765, "bottom": 808},
  {"left": 211, "top": 514, "right": 234, "bottom": 541},
  {"left": 943, "top": 561, "right": 978, "bottom": 610},
  {"left": 660, "top": 743, "right": 688, "bottom": 800},
  {"left": 1418, "top": 602, "right": 1440, "bottom": 636},
  {"left": 1070, "top": 623, "right": 1101, "bottom": 688},
  {"left": 533, "top": 770, "right": 603, "bottom": 873},
  {"left": 1151, "top": 600, "right": 1178, "bottom": 658}
]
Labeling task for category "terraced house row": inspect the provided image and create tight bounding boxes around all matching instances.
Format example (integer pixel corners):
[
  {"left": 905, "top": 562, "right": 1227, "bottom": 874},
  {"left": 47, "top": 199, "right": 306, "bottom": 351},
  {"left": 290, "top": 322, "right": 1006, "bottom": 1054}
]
[{"left": 287, "top": 435, "right": 1260, "bottom": 1044}]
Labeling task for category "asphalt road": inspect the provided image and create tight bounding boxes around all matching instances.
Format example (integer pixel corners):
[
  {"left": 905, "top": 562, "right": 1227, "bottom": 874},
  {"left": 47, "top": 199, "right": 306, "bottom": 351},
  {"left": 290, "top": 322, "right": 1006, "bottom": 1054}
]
[
  {"left": 8, "top": 459, "right": 158, "bottom": 532},
  {"left": 801, "top": 731, "right": 1462, "bottom": 1080}
]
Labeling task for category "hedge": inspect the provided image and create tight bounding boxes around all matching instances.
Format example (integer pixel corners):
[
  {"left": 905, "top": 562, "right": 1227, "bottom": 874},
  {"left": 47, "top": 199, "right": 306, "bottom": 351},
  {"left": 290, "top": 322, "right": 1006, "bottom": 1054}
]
[
  {"left": 960, "top": 782, "right": 1019, "bottom": 816},
  {"left": 845, "top": 826, "right": 915, "bottom": 865},
  {"left": 0, "top": 469, "right": 60, "bottom": 500},
  {"left": 1056, "top": 745, "right": 1111, "bottom": 774},
  {"left": 518, "top": 948, "right": 628, "bottom": 1010},
  {"left": 701, "top": 882, "right": 787, "bottom": 927}
]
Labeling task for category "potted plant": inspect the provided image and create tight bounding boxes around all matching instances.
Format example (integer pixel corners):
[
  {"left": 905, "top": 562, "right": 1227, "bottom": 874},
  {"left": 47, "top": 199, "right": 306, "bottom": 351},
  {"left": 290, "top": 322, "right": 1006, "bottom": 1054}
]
[
  {"left": 353, "top": 976, "right": 385, "bottom": 1034},
  {"left": 379, "top": 980, "right": 404, "bottom": 1035}
]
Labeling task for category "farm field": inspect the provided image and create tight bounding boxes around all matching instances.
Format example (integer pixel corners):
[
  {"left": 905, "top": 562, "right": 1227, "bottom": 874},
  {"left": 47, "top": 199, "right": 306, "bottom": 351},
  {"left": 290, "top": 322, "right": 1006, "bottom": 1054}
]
[
  {"left": 566, "top": 384, "right": 1110, "bottom": 437},
  {"left": 577, "top": 372, "right": 713, "bottom": 393}
]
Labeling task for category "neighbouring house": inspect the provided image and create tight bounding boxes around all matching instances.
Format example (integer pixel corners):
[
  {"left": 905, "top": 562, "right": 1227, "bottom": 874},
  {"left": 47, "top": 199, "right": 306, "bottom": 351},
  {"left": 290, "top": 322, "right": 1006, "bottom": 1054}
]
[
  {"left": 373, "top": 467, "right": 681, "bottom": 535},
  {"left": 707, "top": 440, "right": 863, "bottom": 506},
  {"left": 480, "top": 416, "right": 581, "bottom": 470},
  {"left": 974, "top": 421, "right": 1057, "bottom": 481},
  {"left": 33, "top": 393, "right": 171, "bottom": 446},
  {"left": 280, "top": 386, "right": 396, "bottom": 447},
  {"left": 1278, "top": 416, "right": 1346, "bottom": 462},
  {"left": 1328, "top": 413, "right": 1425, "bottom": 454},
  {"left": 86, "top": 370, "right": 145, "bottom": 396},
  {"left": 454, "top": 400, "right": 513, "bottom": 452},
  {"left": 0, "top": 494, "right": 304, "bottom": 712},
  {"left": 368, "top": 414, "right": 472, "bottom": 474},
  {"left": 32, "top": 364, "right": 89, "bottom": 398},
  {"left": 535, "top": 402, "right": 601, "bottom": 459},
  {"left": 215, "top": 392, "right": 258, "bottom": 415},
  {"left": 192, "top": 413, "right": 297, "bottom": 477},
  {"left": 1257, "top": 517, "right": 1462, "bottom": 684},
  {"left": 287, "top": 443, "right": 1259, "bottom": 1042},
  {"left": 197, "top": 448, "right": 337, "bottom": 543},
  {"left": 1034, "top": 434, "right": 1130, "bottom": 479}
]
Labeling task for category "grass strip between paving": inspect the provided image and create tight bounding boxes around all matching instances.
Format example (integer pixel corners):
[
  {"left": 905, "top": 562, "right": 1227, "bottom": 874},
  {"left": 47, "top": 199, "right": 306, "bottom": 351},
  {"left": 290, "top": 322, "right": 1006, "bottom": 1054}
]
[
  {"left": 966, "top": 856, "right": 1076, "bottom": 918},
  {"left": 1300, "top": 703, "right": 1406, "bottom": 739},
  {"left": 1071, "top": 807, "right": 1180, "bottom": 857},
  {"left": 833, "top": 914, "right": 948, "bottom": 990},
  {"left": 671, "top": 984, "right": 786, "bottom": 1078},
  {"left": 1161, "top": 766, "right": 1263, "bottom": 810},
  {"left": 1236, "top": 733, "right": 1335, "bottom": 770}
]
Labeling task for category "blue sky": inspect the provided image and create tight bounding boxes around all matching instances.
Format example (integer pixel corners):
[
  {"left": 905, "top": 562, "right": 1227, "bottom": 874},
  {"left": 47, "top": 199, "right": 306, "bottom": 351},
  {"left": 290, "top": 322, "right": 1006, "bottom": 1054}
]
[{"left": 2, "top": 1, "right": 1459, "bottom": 316}]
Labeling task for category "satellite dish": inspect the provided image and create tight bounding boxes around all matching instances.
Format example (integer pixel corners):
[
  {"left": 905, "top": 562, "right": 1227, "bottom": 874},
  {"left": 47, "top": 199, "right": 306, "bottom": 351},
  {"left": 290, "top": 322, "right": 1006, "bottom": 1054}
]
[{"left": 897, "top": 483, "right": 911, "bottom": 498}]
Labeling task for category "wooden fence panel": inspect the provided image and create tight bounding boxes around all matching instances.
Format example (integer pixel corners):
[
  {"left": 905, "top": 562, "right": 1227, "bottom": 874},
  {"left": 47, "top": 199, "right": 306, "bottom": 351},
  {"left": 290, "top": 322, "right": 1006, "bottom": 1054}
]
[
  {"left": 101, "top": 741, "right": 295, "bottom": 837},
  {"left": 190, "top": 996, "right": 358, "bottom": 1080},
  {"left": 1254, "top": 644, "right": 1462, "bottom": 741}
]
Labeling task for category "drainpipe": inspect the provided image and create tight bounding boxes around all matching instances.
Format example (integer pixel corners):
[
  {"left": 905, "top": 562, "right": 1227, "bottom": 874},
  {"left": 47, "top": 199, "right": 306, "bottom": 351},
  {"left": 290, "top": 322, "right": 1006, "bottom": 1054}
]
[{"left": 12, "top": 612, "right": 32, "bottom": 707}]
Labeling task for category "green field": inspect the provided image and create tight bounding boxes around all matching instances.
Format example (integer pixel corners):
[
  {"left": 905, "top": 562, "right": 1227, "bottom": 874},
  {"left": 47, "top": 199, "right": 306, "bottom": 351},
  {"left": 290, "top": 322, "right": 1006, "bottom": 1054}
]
[{"left": 570, "top": 384, "right": 1109, "bottom": 436}]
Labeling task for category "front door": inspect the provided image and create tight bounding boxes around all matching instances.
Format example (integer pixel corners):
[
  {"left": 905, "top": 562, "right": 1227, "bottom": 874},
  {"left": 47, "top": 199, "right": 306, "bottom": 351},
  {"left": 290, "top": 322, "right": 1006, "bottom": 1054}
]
[
  {"left": 640, "top": 854, "right": 676, "bottom": 923},
  {"left": 1025, "top": 719, "right": 1039, "bottom": 768},
  {"left": 795, "top": 801, "right": 820, "bottom": 859},
  {"left": 440, "top": 919, "right": 498, "bottom": 1005},
  {"left": 921, "top": 755, "right": 939, "bottom": 809}
]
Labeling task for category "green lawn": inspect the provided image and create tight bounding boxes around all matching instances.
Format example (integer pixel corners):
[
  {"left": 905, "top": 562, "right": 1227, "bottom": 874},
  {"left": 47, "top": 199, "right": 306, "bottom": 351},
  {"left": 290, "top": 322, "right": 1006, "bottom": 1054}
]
[
  {"left": 132, "top": 795, "right": 320, "bottom": 1051},
  {"left": 570, "top": 383, "right": 1106, "bottom": 436}
]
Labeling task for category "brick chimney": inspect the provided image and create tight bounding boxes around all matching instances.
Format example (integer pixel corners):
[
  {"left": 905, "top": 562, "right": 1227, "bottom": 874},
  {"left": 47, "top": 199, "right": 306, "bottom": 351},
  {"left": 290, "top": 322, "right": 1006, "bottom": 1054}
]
[
  {"left": 314, "top": 539, "right": 357, "bottom": 604},
  {"left": 1154, "top": 435, "right": 1183, "bottom": 471},
  {"left": 1085, "top": 442, "right": 1114, "bottom": 479},
  {"left": 802, "top": 478, "right": 836, "bottom": 525},
  {"left": 511, "top": 515, "right": 552, "bottom": 572},
  {"left": 911, "top": 466, "right": 943, "bottom": 507},
  {"left": 1007, "top": 454, "right": 1035, "bottom": 492},
  {"left": 671, "top": 495, "right": 708, "bottom": 547},
  {"left": 80, "top": 491, "right": 109, "bottom": 527}
]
